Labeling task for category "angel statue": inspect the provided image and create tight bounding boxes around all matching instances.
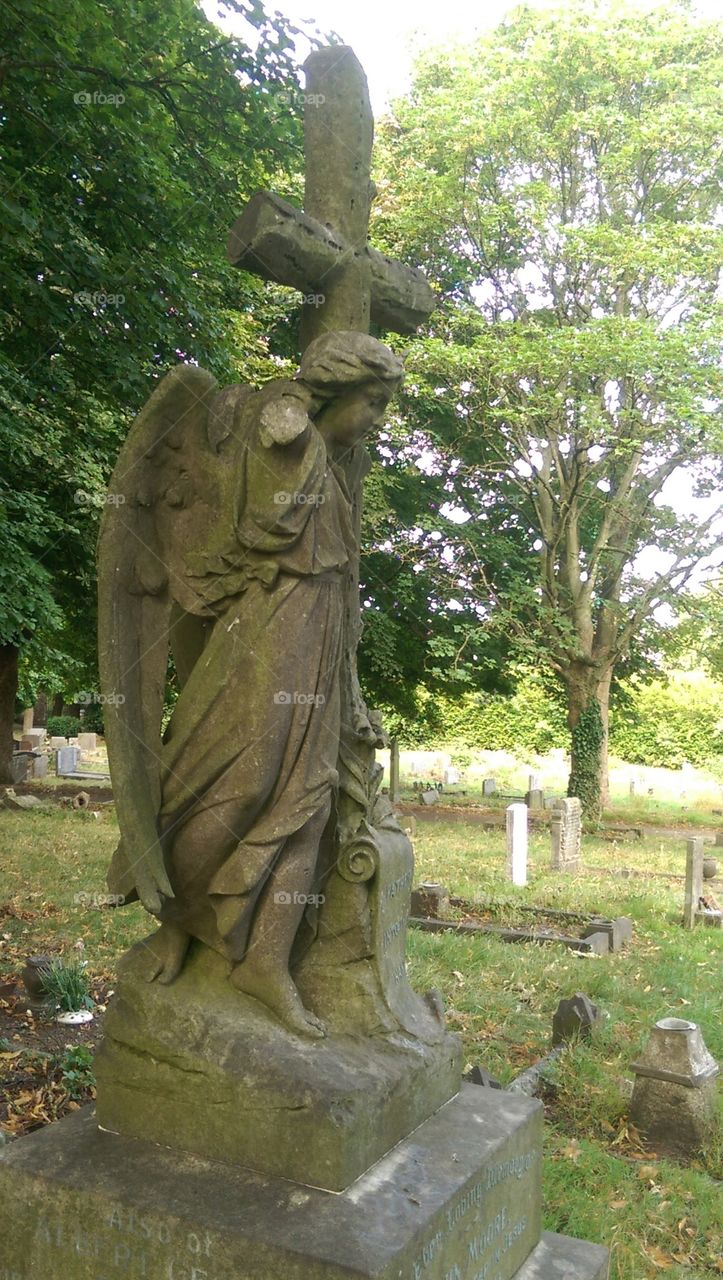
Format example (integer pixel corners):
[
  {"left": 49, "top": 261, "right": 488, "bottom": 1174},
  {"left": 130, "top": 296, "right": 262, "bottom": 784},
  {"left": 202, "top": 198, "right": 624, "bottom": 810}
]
[{"left": 98, "top": 332, "right": 404, "bottom": 1039}]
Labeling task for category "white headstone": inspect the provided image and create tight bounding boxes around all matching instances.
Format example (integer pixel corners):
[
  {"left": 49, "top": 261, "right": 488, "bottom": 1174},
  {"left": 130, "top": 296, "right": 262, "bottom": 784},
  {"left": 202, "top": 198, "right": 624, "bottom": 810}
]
[
  {"left": 77, "top": 732, "right": 97, "bottom": 751},
  {"left": 506, "top": 803, "right": 528, "bottom": 886}
]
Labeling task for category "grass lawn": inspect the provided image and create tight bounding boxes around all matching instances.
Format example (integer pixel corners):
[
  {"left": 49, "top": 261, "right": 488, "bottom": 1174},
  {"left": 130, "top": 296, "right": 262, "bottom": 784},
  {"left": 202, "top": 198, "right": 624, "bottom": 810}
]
[{"left": 0, "top": 805, "right": 720, "bottom": 1279}]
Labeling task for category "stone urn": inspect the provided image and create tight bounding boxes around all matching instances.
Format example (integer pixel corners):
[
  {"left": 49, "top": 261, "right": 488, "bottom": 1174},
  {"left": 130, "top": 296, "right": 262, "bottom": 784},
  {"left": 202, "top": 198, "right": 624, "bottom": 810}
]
[
  {"left": 20, "top": 955, "right": 53, "bottom": 1005},
  {"left": 630, "top": 1017, "right": 719, "bottom": 1160}
]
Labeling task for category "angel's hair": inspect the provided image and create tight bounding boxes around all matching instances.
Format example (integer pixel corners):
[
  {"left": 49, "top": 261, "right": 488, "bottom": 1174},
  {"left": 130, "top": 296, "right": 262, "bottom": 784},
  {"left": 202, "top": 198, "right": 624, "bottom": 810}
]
[{"left": 297, "top": 331, "right": 404, "bottom": 397}]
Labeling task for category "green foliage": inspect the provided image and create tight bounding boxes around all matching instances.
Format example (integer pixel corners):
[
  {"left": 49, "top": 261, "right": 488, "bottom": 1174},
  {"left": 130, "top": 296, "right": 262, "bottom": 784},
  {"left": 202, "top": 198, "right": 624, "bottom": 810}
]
[
  {"left": 610, "top": 671, "right": 723, "bottom": 768},
  {"left": 42, "top": 958, "right": 93, "bottom": 1013},
  {"left": 382, "top": 671, "right": 569, "bottom": 751},
  {"left": 373, "top": 0, "right": 723, "bottom": 793},
  {"left": 568, "top": 698, "right": 605, "bottom": 819},
  {"left": 0, "top": 0, "right": 307, "bottom": 705},
  {"left": 58, "top": 1044, "right": 95, "bottom": 1100},
  {"left": 46, "top": 716, "right": 82, "bottom": 738}
]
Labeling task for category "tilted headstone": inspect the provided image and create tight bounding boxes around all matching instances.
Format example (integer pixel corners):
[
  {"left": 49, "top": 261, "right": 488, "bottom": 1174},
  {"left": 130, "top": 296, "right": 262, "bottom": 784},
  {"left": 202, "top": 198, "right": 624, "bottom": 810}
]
[
  {"left": 550, "top": 797, "right": 582, "bottom": 871},
  {"left": 683, "top": 836, "right": 703, "bottom": 928},
  {"left": 552, "top": 994, "right": 601, "bottom": 1046},
  {"left": 630, "top": 1017, "right": 719, "bottom": 1160},
  {"left": 506, "top": 803, "right": 528, "bottom": 886}
]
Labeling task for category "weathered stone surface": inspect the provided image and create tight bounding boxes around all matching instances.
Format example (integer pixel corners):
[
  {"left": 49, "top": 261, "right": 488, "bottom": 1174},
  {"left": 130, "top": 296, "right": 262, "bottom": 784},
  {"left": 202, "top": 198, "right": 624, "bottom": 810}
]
[
  {"left": 514, "top": 1231, "right": 609, "bottom": 1280},
  {"left": 411, "top": 882, "right": 452, "bottom": 920},
  {"left": 683, "top": 837, "right": 704, "bottom": 927},
  {"left": 0, "top": 1087, "right": 560, "bottom": 1280},
  {"left": 550, "top": 798, "right": 581, "bottom": 872},
  {"left": 630, "top": 1018, "right": 719, "bottom": 1159},
  {"left": 96, "top": 938, "right": 460, "bottom": 1192},
  {"left": 551, "top": 994, "right": 601, "bottom": 1047}
]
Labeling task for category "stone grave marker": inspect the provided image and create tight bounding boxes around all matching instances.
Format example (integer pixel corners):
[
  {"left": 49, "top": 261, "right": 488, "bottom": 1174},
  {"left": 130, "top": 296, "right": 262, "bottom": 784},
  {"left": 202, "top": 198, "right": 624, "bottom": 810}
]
[
  {"left": 56, "top": 745, "right": 81, "bottom": 777},
  {"left": 550, "top": 797, "right": 582, "bottom": 871},
  {"left": 506, "top": 802, "right": 528, "bottom": 886},
  {"left": 482, "top": 776, "right": 497, "bottom": 796},
  {"left": 683, "top": 836, "right": 703, "bottom": 927},
  {"left": 0, "top": 45, "right": 608, "bottom": 1280},
  {"left": 77, "top": 732, "right": 97, "bottom": 751},
  {"left": 630, "top": 1017, "right": 719, "bottom": 1160}
]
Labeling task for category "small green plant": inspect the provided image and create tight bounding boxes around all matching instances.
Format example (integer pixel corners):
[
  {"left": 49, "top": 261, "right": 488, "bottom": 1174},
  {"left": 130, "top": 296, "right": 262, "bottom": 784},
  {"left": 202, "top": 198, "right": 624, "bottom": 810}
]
[
  {"left": 42, "top": 959, "right": 93, "bottom": 1013},
  {"left": 59, "top": 1045, "right": 95, "bottom": 1100}
]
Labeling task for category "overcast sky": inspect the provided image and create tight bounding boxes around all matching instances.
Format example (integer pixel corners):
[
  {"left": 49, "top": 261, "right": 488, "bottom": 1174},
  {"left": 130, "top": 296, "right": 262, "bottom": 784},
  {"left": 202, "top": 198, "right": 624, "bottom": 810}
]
[{"left": 207, "top": 0, "right": 723, "bottom": 114}]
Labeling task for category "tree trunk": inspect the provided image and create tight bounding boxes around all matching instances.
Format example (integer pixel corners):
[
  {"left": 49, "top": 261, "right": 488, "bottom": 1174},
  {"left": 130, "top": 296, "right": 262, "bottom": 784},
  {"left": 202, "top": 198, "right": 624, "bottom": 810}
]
[
  {"left": 565, "top": 661, "right": 613, "bottom": 822},
  {"left": 0, "top": 643, "right": 19, "bottom": 785}
]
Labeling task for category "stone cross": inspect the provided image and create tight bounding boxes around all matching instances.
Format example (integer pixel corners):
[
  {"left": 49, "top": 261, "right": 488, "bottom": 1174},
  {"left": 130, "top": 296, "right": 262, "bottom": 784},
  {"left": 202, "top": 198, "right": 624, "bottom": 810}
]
[{"left": 227, "top": 47, "right": 435, "bottom": 351}]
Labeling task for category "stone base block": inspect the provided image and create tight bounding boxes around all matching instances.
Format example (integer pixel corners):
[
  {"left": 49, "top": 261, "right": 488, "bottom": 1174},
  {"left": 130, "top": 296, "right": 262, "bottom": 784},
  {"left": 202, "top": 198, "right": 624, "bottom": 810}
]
[
  {"left": 94, "top": 940, "right": 461, "bottom": 1192},
  {"left": 0, "top": 1087, "right": 609, "bottom": 1280}
]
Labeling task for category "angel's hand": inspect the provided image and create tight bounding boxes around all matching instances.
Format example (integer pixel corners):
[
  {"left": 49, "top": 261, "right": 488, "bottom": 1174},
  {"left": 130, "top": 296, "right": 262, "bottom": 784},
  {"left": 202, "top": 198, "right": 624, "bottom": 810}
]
[{"left": 133, "top": 841, "right": 175, "bottom": 916}]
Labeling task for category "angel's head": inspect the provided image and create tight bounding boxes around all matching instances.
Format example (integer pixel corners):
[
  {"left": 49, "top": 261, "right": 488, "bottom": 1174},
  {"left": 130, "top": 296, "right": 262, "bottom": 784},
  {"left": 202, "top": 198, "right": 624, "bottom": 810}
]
[{"left": 298, "top": 332, "right": 404, "bottom": 447}]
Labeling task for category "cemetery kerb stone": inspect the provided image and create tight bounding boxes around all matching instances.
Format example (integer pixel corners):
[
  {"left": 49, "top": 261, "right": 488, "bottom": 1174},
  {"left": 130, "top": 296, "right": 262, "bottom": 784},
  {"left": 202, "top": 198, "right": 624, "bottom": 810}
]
[{"left": 0, "top": 47, "right": 608, "bottom": 1280}]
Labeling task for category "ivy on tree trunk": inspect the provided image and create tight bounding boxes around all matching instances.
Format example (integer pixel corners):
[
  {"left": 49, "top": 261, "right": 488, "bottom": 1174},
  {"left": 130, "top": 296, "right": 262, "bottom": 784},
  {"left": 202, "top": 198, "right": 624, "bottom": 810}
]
[{"left": 568, "top": 696, "right": 605, "bottom": 823}]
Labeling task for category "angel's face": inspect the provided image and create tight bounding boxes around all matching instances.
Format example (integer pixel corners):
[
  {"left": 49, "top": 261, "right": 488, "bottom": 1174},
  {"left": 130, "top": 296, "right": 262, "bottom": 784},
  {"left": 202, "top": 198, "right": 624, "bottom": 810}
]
[{"left": 315, "top": 380, "right": 395, "bottom": 448}]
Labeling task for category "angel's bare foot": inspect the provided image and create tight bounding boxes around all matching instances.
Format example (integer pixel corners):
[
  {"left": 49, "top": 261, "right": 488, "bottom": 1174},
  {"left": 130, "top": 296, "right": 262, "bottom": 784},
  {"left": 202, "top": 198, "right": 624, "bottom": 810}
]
[
  {"left": 146, "top": 922, "right": 190, "bottom": 984},
  {"left": 230, "top": 960, "right": 325, "bottom": 1039}
]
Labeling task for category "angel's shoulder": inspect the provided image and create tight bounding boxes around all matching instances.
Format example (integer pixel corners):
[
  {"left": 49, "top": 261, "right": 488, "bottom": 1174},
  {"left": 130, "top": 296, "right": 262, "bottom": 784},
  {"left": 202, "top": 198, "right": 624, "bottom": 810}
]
[{"left": 255, "top": 381, "right": 313, "bottom": 449}]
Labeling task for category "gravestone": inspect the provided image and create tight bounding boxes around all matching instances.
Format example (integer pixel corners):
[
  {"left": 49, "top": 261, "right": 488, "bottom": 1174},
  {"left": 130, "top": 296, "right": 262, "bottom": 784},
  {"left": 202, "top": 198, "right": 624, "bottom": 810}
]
[
  {"left": 389, "top": 737, "right": 400, "bottom": 803},
  {"left": 715, "top": 831, "right": 723, "bottom": 848},
  {"left": 550, "top": 798, "right": 582, "bottom": 871},
  {"left": 483, "top": 776, "right": 497, "bottom": 796},
  {"left": 56, "top": 745, "right": 81, "bottom": 777},
  {"left": 77, "top": 731, "right": 97, "bottom": 751},
  {"left": 0, "top": 46, "right": 607, "bottom": 1280},
  {"left": 630, "top": 1017, "right": 719, "bottom": 1160},
  {"left": 551, "top": 994, "right": 601, "bottom": 1047},
  {"left": 506, "top": 803, "right": 528, "bottom": 886},
  {"left": 527, "top": 787, "right": 545, "bottom": 810},
  {"left": 49, "top": 736, "right": 68, "bottom": 749},
  {"left": 683, "top": 836, "right": 703, "bottom": 928}
]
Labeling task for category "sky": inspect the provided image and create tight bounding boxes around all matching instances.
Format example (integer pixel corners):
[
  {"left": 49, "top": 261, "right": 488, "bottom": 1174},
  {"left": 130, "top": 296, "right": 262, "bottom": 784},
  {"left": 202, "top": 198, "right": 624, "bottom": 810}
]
[{"left": 207, "top": 0, "right": 723, "bottom": 114}]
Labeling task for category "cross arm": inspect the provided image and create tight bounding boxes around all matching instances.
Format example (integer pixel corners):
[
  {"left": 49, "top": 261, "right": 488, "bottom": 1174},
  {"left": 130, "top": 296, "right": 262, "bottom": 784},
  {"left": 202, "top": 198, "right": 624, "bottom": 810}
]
[{"left": 227, "top": 191, "right": 435, "bottom": 335}]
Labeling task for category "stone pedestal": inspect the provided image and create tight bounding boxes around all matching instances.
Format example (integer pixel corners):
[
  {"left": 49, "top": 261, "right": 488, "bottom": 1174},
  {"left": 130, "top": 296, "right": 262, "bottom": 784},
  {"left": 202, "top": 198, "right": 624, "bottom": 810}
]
[
  {"left": 0, "top": 1088, "right": 608, "bottom": 1280},
  {"left": 95, "top": 939, "right": 460, "bottom": 1192}
]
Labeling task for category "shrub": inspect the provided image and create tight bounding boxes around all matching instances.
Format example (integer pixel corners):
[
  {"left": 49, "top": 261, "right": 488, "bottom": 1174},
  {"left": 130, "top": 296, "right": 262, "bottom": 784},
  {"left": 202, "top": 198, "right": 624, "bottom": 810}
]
[{"left": 47, "top": 715, "right": 81, "bottom": 739}]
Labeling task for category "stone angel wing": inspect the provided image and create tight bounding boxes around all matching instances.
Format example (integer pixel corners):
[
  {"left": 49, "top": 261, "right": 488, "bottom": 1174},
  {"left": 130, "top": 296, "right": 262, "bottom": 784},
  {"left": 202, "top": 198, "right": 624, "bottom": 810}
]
[{"left": 97, "top": 365, "right": 251, "bottom": 914}]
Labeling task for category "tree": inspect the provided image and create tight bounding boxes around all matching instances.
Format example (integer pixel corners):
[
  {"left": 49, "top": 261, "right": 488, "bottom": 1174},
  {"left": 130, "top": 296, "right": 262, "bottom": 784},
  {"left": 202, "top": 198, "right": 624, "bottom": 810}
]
[
  {"left": 374, "top": 0, "right": 723, "bottom": 817},
  {"left": 0, "top": 0, "right": 306, "bottom": 779}
]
